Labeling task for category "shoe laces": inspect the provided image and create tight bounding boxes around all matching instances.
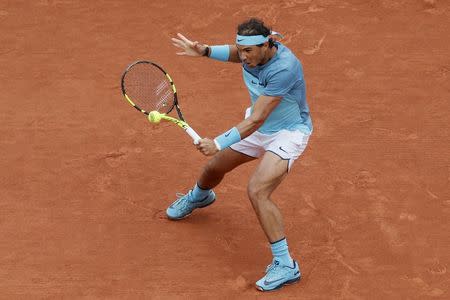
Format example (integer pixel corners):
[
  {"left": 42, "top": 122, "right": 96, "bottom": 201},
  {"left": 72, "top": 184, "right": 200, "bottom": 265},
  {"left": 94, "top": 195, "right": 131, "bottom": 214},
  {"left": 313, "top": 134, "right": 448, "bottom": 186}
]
[
  {"left": 265, "top": 260, "right": 281, "bottom": 273},
  {"left": 172, "top": 191, "right": 193, "bottom": 209},
  {"left": 175, "top": 192, "right": 188, "bottom": 199}
]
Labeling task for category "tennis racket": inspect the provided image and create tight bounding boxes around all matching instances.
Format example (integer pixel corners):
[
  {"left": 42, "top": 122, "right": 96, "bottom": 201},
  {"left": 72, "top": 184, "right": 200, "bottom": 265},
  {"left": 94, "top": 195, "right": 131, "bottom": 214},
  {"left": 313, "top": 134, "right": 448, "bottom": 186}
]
[{"left": 120, "top": 60, "right": 201, "bottom": 144}]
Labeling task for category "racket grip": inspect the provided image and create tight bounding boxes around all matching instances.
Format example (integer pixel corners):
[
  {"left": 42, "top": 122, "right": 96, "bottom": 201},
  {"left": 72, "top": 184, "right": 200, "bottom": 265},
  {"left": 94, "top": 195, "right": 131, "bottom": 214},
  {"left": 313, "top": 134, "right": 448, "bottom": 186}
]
[{"left": 185, "top": 126, "right": 201, "bottom": 145}]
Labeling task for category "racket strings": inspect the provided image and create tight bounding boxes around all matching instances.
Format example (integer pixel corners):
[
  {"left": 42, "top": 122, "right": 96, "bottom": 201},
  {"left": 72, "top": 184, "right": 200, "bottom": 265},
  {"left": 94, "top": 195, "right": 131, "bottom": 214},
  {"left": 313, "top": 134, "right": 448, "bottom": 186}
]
[
  {"left": 156, "top": 89, "right": 173, "bottom": 111},
  {"left": 155, "top": 80, "right": 169, "bottom": 95},
  {"left": 123, "top": 63, "right": 174, "bottom": 114}
]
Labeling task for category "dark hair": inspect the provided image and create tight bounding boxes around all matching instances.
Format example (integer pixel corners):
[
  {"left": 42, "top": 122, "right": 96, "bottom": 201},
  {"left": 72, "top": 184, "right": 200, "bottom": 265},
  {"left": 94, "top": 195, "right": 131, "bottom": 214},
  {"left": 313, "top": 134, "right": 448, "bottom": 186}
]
[{"left": 237, "top": 18, "right": 275, "bottom": 48}]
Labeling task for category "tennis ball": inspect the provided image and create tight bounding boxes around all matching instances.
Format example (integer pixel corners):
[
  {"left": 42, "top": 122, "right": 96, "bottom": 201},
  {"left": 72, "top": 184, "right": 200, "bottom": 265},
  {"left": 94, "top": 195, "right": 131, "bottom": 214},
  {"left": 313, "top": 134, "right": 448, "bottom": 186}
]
[{"left": 148, "top": 111, "right": 161, "bottom": 124}]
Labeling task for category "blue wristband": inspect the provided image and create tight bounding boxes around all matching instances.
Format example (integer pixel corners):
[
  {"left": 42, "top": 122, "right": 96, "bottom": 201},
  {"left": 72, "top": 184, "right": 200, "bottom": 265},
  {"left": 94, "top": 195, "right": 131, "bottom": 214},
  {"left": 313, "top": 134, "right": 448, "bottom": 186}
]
[
  {"left": 214, "top": 127, "right": 241, "bottom": 151},
  {"left": 209, "top": 45, "right": 230, "bottom": 62}
]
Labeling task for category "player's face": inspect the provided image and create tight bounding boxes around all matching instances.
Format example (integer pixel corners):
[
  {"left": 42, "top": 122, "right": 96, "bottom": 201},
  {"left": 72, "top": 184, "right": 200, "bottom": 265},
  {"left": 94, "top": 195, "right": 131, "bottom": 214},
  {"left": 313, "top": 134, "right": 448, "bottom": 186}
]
[{"left": 237, "top": 43, "right": 268, "bottom": 67}]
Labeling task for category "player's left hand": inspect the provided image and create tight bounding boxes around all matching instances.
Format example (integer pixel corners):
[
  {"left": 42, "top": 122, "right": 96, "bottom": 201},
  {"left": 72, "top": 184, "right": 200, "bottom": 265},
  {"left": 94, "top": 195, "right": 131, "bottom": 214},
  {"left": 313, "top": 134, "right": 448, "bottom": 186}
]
[
  {"left": 171, "top": 33, "right": 207, "bottom": 57},
  {"left": 196, "top": 138, "right": 219, "bottom": 156}
]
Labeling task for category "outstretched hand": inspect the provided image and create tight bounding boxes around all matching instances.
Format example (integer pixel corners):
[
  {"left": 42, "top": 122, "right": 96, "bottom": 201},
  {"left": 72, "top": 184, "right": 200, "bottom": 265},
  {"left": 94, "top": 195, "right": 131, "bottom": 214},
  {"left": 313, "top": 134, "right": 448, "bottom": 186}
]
[{"left": 171, "top": 33, "right": 207, "bottom": 57}]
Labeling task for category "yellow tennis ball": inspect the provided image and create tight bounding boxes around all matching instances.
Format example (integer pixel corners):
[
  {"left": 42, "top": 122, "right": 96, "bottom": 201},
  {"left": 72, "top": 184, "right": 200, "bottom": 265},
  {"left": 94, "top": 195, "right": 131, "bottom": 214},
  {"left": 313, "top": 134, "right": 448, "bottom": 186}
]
[{"left": 148, "top": 111, "right": 161, "bottom": 124}]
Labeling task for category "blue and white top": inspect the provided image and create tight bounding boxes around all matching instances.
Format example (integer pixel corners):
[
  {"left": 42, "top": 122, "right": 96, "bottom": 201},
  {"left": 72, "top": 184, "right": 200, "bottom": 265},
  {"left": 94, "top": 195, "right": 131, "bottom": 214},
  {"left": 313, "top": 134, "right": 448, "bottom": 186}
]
[{"left": 242, "top": 42, "right": 313, "bottom": 135}]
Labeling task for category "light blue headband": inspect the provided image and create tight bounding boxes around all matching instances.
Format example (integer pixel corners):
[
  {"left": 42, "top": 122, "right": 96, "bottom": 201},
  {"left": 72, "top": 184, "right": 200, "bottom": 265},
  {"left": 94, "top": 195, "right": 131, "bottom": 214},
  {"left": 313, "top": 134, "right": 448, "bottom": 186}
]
[
  {"left": 236, "top": 34, "right": 269, "bottom": 45},
  {"left": 235, "top": 31, "right": 284, "bottom": 46}
]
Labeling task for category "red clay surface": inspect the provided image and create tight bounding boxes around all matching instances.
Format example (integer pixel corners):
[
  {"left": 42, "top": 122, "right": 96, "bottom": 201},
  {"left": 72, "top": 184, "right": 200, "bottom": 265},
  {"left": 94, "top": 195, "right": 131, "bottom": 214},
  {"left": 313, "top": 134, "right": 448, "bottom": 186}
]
[{"left": 1, "top": 0, "right": 449, "bottom": 298}]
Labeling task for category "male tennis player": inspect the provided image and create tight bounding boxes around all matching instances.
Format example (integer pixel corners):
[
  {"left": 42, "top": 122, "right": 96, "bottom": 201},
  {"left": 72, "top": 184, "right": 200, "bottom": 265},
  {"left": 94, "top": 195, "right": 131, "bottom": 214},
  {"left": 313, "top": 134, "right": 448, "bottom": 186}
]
[{"left": 168, "top": 18, "right": 312, "bottom": 292}]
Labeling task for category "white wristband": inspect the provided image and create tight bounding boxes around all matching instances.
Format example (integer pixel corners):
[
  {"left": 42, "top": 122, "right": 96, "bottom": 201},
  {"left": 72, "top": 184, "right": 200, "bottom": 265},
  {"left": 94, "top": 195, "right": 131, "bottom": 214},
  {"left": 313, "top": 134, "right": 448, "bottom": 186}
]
[{"left": 213, "top": 139, "right": 222, "bottom": 151}]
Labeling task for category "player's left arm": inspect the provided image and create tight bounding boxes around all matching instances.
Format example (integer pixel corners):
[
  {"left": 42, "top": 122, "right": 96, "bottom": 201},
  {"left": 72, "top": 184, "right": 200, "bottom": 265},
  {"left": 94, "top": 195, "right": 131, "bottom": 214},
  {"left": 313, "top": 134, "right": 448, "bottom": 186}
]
[
  {"left": 237, "top": 68, "right": 297, "bottom": 137},
  {"left": 235, "top": 95, "right": 281, "bottom": 138}
]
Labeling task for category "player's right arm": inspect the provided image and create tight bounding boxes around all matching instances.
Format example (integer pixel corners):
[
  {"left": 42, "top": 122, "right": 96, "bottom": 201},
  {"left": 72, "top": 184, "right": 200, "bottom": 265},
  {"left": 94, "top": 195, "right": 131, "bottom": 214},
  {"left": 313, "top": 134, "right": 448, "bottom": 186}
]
[{"left": 172, "top": 33, "right": 241, "bottom": 63}]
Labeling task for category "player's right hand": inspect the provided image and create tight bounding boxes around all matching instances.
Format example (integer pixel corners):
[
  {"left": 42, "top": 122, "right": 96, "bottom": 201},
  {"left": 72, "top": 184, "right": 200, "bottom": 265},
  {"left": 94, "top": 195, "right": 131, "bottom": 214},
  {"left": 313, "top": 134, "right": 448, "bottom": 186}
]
[
  {"left": 196, "top": 138, "right": 219, "bottom": 156},
  {"left": 171, "top": 33, "right": 207, "bottom": 57}
]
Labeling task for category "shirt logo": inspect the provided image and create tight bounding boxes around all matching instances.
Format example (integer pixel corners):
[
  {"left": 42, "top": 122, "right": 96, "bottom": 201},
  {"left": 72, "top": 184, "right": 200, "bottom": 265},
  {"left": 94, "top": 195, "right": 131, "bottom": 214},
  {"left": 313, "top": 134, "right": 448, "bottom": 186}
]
[{"left": 251, "top": 80, "right": 266, "bottom": 87}]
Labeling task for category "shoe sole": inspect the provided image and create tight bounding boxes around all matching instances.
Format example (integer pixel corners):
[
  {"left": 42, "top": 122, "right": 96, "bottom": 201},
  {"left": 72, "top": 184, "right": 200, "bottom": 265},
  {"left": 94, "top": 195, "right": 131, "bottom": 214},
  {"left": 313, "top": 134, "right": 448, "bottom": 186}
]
[
  {"left": 256, "top": 275, "right": 301, "bottom": 292},
  {"left": 166, "top": 198, "right": 216, "bottom": 221}
]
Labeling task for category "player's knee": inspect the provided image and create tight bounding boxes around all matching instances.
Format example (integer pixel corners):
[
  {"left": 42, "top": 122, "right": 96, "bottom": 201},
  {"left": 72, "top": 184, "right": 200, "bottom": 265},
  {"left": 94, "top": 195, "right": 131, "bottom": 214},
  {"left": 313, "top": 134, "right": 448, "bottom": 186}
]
[
  {"left": 202, "top": 159, "right": 226, "bottom": 177},
  {"left": 247, "top": 180, "right": 265, "bottom": 205}
]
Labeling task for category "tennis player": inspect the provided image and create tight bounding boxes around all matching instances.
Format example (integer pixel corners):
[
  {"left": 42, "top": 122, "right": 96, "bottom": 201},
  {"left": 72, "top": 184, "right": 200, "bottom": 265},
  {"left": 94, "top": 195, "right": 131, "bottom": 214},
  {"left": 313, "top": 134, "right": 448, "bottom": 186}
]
[{"left": 168, "top": 18, "right": 313, "bottom": 291}]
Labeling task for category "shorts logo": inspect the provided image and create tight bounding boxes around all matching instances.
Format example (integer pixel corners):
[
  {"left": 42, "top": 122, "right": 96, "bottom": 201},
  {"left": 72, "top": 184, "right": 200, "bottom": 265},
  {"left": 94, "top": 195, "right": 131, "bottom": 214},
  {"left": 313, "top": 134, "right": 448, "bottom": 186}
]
[{"left": 279, "top": 146, "right": 288, "bottom": 154}]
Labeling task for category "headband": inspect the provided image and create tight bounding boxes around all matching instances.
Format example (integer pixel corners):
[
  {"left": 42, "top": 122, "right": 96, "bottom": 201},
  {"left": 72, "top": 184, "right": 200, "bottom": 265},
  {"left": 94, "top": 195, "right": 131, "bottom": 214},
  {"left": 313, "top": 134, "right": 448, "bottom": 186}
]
[{"left": 235, "top": 31, "right": 284, "bottom": 46}]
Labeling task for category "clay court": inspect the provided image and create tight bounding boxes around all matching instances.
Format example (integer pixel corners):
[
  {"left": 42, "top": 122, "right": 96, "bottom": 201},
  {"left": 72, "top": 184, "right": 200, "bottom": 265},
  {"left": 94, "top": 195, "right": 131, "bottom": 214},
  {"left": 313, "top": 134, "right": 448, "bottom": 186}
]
[{"left": 1, "top": 0, "right": 449, "bottom": 298}]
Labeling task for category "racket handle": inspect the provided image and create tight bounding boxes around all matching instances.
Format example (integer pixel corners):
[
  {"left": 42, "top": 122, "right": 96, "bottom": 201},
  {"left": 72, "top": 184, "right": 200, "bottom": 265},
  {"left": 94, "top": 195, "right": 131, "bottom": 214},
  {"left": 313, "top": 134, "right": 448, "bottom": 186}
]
[{"left": 185, "top": 126, "right": 201, "bottom": 145}]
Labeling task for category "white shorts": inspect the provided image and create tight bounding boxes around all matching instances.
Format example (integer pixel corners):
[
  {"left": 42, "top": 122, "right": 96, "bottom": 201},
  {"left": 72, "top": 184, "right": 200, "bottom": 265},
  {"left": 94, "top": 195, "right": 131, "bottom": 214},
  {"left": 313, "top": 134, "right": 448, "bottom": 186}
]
[{"left": 230, "top": 129, "right": 310, "bottom": 171}]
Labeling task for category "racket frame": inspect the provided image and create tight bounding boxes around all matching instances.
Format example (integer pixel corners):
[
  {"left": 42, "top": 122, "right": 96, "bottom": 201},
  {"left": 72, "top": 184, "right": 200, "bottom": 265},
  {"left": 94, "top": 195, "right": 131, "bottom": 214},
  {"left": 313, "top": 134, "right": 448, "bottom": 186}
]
[{"left": 121, "top": 60, "right": 201, "bottom": 143}]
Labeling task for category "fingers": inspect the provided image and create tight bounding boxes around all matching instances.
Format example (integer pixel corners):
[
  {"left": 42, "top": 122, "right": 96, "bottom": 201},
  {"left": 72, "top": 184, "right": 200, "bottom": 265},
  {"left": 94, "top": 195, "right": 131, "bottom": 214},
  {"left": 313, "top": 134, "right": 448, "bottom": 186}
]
[
  {"left": 172, "top": 34, "right": 206, "bottom": 57},
  {"left": 171, "top": 40, "right": 183, "bottom": 47},
  {"left": 172, "top": 40, "right": 188, "bottom": 55},
  {"left": 177, "top": 33, "right": 192, "bottom": 44},
  {"left": 196, "top": 140, "right": 208, "bottom": 155},
  {"left": 172, "top": 44, "right": 185, "bottom": 51},
  {"left": 171, "top": 37, "right": 184, "bottom": 45},
  {"left": 196, "top": 139, "right": 205, "bottom": 150},
  {"left": 172, "top": 37, "right": 191, "bottom": 52},
  {"left": 198, "top": 148, "right": 210, "bottom": 156},
  {"left": 172, "top": 39, "right": 187, "bottom": 51},
  {"left": 194, "top": 139, "right": 217, "bottom": 156},
  {"left": 172, "top": 40, "right": 189, "bottom": 55}
]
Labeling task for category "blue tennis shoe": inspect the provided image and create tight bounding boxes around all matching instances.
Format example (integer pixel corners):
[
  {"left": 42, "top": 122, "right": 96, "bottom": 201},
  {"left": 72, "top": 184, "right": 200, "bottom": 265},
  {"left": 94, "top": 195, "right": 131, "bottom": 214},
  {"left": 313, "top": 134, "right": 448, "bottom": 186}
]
[
  {"left": 166, "top": 190, "right": 216, "bottom": 220},
  {"left": 256, "top": 259, "right": 301, "bottom": 292}
]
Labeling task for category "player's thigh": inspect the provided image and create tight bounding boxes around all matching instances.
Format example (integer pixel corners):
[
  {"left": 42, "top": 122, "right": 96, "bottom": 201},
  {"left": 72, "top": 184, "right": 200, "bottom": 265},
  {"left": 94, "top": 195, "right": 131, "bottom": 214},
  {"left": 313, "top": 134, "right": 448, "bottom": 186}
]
[
  {"left": 204, "top": 147, "right": 256, "bottom": 175},
  {"left": 248, "top": 151, "right": 289, "bottom": 198}
]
